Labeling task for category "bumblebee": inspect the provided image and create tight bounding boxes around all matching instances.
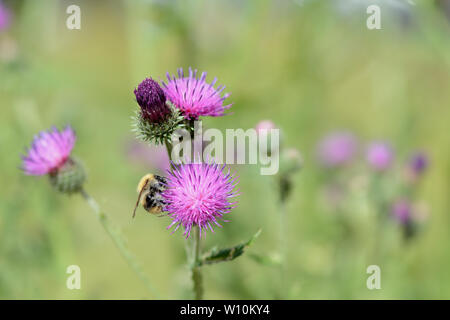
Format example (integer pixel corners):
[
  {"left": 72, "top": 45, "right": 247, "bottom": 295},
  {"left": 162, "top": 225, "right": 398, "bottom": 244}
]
[{"left": 132, "top": 173, "right": 167, "bottom": 218}]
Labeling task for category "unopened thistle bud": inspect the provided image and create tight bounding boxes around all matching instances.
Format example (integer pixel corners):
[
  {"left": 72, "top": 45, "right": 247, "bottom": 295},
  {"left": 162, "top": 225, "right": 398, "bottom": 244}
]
[
  {"left": 134, "top": 78, "right": 170, "bottom": 123},
  {"left": 21, "top": 126, "right": 86, "bottom": 194},
  {"left": 132, "top": 77, "right": 184, "bottom": 145},
  {"left": 279, "top": 148, "right": 303, "bottom": 176},
  {"left": 278, "top": 148, "right": 303, "bottom": 202}
]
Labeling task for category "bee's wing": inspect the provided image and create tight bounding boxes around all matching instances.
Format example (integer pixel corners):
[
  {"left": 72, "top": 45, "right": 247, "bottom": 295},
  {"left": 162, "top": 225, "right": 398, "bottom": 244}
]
[{"left": 132, "top": 179, "right": 149, "bottom": 218}]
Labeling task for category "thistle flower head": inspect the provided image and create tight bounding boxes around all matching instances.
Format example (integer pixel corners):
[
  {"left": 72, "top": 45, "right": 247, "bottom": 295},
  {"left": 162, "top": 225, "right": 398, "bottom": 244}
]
[
  {"left": 22, "top": 126, "right": 76, "bottom": 176},
  {"left": 366, "top": 141, "right": 394, "bottom": 171},
  {"left": 409, "top": 151, "right": 428, "bottom": 176},
  {"left": 134, "top": 77, "right": 171, "bottom": 124},
  {"left": 391, "top": 199, "right": 412, "bottom": 224},
  {"left": 317, "top": 131, "right": 357, "bottom": 168},
  {"left": 0, "top": 2, "right": 11, "bottom": 31},
  {"left": 162, "top": 67, "right": 232, "bottom": 120},
  {"left": 162, "top": 162, "right": 239, "bottom": 238},
  {"left": 22, "top": 126, "right": 85, "bottom": 194},
  {"left": 280, "top": 148, "right": 303, "bottom": 176}
]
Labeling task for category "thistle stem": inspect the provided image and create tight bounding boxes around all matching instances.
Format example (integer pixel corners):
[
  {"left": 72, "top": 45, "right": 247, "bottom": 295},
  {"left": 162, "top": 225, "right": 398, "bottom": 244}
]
[
  {"left": 279, "top": 199, "right": 288, "bottom": 298},
  {"left": 191, "top": 225, "right": 203, "bottom": 300},
  {"left": 164, "top": 132, "right": 203, "bottom": 299},
  {"left": 165, "top": 139, "right": 173, "bottom": 162},
  {"left": 79, "top": 188, "right": 160, "bottom": 298}
]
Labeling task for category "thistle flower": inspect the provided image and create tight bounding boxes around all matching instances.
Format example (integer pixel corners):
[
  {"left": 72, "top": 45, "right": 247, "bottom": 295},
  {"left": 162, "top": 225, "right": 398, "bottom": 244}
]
[
  {"left": 391, "top": 199, "right": 411, "bottom": 224},
  {"left": 134, "top": 78, "right": 171, "bottom": 123},
  {"left": 0, "top": 2, "right": 11, "bottom": 31},
  {"left": 279, "top": 147, "right": 303, "bottom": 176},
  {"left": 132, "top": 77, "right": 184, "bottom": 145},
  {"left": 162, "top": 67, "right": 232, "bottom": 120},
  {"left": 162, "top": 162, "right": 239, "bottom": 238},
  {"left": 317, "top": 131, "right": 357, "bottom": 168},
  {"left": 22, "top": 126, "right": 85, "bottom": 193},
  {"left": 366, "top": 142, "right": 394, "bottom": 171},
  {"left": 409, "top": 152, "right": 428, "bottom": 176}
]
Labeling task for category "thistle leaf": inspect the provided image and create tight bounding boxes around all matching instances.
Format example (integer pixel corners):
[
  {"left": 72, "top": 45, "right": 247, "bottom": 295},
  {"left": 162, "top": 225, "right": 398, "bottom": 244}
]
[{"left": 199, "top": 229, "right": 262, "bottom": 266}]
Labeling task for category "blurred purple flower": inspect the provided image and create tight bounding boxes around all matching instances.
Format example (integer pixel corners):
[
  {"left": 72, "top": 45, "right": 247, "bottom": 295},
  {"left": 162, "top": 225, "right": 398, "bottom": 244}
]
[
  {"left": 409, "top": 151, "right": 428, "bottom": 176},
  {"left": 317, "top": 131, "right": 358, "bottom": 168},
  {"left": 366, "top": 142, "right": 394, "bottom": 171},
  {"left": 124, "top": 139, "right": 170, "bottom": 173},
  {"left": 162, "top": 67, "right": 232, "bottom": 120},
  {"left": 162, "top": 162, "right": 239, "bottom": 238},
  {"left": 0, "top": 2, "right": 11, "bottom": 31},
  {"left": 391, "top": 199, "right": 412, "bottom": 224},
  {"left": 21, "top": 126, "right": 76, "bottom": 176}
]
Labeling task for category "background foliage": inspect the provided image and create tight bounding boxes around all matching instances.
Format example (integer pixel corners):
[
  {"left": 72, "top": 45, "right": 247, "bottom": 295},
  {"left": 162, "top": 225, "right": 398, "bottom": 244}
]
[{"left": 0, "top": 0, "right": 449, "bottom": 299}]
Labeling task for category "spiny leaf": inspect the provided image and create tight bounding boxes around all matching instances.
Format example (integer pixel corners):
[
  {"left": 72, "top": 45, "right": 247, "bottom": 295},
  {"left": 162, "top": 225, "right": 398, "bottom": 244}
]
[{"left": 199, "top": 229, "right": 262, "bottom": 266}]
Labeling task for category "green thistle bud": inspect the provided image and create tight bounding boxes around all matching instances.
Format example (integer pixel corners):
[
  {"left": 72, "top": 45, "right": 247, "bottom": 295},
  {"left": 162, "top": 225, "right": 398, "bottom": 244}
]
[
  {"left": 279, "top": 148, "right": 303, "bottom": 176},
  {"left": 131, "top": 105, "right": 185, "bottom": 145},
  {"left": 49, "top": 157, "right": 86, "bottom": 194},
  {"left": 278, "top": 148, "right": 303, "bottom": 202}
]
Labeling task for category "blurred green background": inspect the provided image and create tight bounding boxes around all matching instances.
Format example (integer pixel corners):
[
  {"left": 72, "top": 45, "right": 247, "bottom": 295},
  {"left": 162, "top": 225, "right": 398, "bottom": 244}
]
[{"left": 1, "top": 0, "right": 449, "bottom": 299}]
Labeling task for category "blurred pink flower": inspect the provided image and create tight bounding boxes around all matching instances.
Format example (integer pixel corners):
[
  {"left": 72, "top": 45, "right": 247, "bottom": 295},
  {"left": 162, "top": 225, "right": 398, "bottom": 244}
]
[
  {"left": 316, "top": 131, "right": 358, "bottom": 168},
  {"left": 0, "top": 2, "right": 11, "bottom": 31},
  {"left": 391, "top": 199, "right": 411, "bottom": 224},
  {"left": 366, "top": 142, "right": 394, "bottom": 171},
  {"left": 255, "top": 120, "right": 276, "bottom": 133}
]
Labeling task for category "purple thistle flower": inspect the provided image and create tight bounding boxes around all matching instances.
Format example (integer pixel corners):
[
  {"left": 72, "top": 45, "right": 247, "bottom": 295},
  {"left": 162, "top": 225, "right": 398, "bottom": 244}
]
[
  {"left": 162, "top": 67, "right": 232, "bottom": 120},
  {"left": 22, "top": 126, "right": 76, "bottom": 176},
  {"left": 0, "top": 2, "right": 11, "bottom": 31},
  {"left": 409, "top": 151, "right": 428, "bottom": 176},
  {"left": 391, "top": 199, "right": 412, "bottom": 224},
  {"left": 317, "top": 131, "right": 358, "bottom": 168},
  {"left": 134, "top": 78, "right": 171, "bottom": 123},
  {"left": 162, "top": 162, "right": 239, "bottom": 238},
  {"left": 366, "top": 141, "right": 394, "bottom": 171}
]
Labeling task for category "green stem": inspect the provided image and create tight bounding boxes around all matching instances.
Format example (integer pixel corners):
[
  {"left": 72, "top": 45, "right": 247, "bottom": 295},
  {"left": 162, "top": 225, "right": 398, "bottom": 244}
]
[
  {"left": 165, "top": 139, "right": 173, "bottom": 162},
  {"left": 279, "top": 199, "right": 287, "bottom": 298},
  {"left": 79, "top": 188, "right": 160, "bottom": 299},
  {"left": 164, "top": 132, "right": 203, "bottom": 299},
  {"left": 191, "top": 226, "right": 203, "bottom": 300}
]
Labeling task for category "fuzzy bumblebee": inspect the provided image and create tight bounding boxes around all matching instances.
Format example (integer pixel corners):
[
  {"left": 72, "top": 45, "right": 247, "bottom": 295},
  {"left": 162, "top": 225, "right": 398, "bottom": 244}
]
[{"left": 132, "top": 174, "right": 167, "bottom": 218}]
